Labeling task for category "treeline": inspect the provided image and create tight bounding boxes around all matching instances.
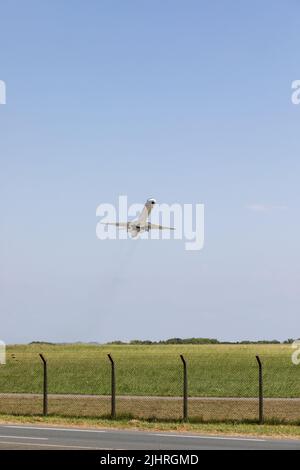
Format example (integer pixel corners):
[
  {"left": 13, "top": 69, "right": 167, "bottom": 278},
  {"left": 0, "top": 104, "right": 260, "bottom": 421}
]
[
  {"left": 130, "top": 338, "right": 219, "bottom": 345},
  {"left": 107, "top": 337, "right": 299, "bottom": 345},
  {"left": 28, "top": 338, "right": 299, "bottom": 346}
]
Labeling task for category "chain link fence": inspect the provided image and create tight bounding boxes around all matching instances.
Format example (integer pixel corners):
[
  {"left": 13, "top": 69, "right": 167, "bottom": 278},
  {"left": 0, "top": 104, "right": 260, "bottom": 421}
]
[{"left": 0, "top": 348, "right": 299, "bottom": 423}]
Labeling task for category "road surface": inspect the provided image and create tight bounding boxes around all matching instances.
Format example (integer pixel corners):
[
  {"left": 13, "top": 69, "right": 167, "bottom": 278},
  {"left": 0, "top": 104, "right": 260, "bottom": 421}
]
[{"left": 0, "top": 425, "right": 299, "bottom": 450}]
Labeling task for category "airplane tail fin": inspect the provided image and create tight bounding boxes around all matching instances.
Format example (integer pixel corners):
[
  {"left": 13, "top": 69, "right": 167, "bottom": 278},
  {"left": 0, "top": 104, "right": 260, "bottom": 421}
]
[{"left": 136, "top": 198, "right": 156, "bottom": 224}]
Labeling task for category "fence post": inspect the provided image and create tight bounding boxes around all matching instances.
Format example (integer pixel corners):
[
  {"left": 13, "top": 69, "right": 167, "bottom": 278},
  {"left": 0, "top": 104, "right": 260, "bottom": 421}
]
[
  {"left": 255, "top": 355, "right": 264, "bottom": 424},
  {"left": 107, "top": 354, "right": 116, "bottom": 419},
  {"left": 39, "top": 354, "right": 48, "bottom": 417},
  {"left": 180, "top": 354, "right": 188, "bottom": 422}
]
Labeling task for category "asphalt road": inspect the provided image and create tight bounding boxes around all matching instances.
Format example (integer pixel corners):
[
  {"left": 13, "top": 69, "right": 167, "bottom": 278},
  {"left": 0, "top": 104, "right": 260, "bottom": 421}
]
[{"left": 0, "top": 425, "right": 299, "bottom": 450}]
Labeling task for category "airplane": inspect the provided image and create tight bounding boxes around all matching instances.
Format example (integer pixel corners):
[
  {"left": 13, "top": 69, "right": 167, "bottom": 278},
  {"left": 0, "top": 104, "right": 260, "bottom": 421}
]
[{"left": 102, "top": 198, "right": 175, "bottom": 238}]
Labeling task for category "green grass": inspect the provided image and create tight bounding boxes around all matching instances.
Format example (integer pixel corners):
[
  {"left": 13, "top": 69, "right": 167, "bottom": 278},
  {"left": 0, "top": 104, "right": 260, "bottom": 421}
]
[{"left": 1, "top": 343, "right": 299, "bottom": 398}]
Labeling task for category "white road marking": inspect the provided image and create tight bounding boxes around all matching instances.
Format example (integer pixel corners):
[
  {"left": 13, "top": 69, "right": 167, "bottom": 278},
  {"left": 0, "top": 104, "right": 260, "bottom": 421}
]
[
  {"left": 151, "top": 433, "right": 266, "bottom": 442},
  {"left": 0, "top": 440, "right": 114, "bottom": 449},
  {"left": 5, "top": 425, "right": 105, "bottom": 433},
  {"left": 0, "top": 435, "right": 48, "bottom": 440}
]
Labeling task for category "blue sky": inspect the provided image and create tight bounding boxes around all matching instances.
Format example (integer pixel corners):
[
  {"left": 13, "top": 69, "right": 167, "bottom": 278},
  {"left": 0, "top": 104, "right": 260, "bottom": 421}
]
[{"left": 0, "top": 1, "right": 299, "bottom": 343}]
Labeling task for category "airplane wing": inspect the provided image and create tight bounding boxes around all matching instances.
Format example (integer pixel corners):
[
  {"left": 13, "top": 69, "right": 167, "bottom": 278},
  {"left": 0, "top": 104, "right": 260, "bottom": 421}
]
[
  {"left": 100, "top": 222, "right": 128, "bottom": 228},
  {"left": 148, "top": 224, "right": 175, "bottom": 230}
]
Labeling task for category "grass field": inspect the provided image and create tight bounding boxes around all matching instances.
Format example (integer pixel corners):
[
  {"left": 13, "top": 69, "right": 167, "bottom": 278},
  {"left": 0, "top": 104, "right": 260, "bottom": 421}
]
[
  {"left": 0, "top": 343, "right": 299, "bottom": 422},
  {"left": 1, "top": 343, "right": 299, "bottom": 398}
]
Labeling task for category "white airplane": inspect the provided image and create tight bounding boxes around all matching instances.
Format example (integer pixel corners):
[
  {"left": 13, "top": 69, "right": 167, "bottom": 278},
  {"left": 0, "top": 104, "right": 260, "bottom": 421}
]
[{"left": 103, "top": 198, "right": 175, "bottom": 238}]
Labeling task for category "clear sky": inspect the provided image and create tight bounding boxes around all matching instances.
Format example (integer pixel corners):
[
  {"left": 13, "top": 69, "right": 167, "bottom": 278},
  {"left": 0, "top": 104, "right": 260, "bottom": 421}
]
[{"left": 1, "top": 1, "right": 299, "bottom": 344}]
